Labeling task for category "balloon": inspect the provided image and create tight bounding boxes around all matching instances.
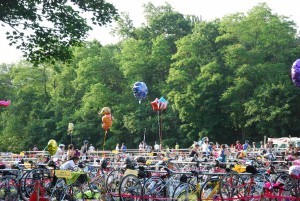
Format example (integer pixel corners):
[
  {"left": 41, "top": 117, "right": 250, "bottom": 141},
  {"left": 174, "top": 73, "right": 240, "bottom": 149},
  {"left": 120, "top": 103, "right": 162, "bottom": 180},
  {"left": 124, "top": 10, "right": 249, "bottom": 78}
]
[
  {"left": 47, "top": 139, "right": 58, "bottom": 156},
  {"left": 291, "top": 59, "right": 300, "bottom": 87},
  {"left": 0, "top": 100, "right": 11, "bottom": 107},
  {"left": 100, "top": 107, "right": 111, "bottom": 115},
  {"left": 151, "top": 98, "right": 160, "bottom": 111},
  {"left": 102, "top": 114, "right": 113, "bottom": 126},
  {"left": 132, "top": 82, "right": 148, "bottom": 103},
  {"left": 158, "top": 97, "right": 168, "bottom": 110},
  {"left": 68, "top": 122, "right": 74, "bottom": 132},
  {"left": 102, "top": 123, "right": 110, "bottom": 131},
  {"left": 102, "top": 114, "right": 113, "bottom": 131}
]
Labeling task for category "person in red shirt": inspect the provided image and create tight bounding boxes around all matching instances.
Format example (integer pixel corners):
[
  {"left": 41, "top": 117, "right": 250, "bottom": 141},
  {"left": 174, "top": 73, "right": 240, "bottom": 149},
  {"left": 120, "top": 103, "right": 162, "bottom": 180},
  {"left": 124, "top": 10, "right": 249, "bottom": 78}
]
[{"left": 235, "top": 141, "right": 243, "bottom": 158}]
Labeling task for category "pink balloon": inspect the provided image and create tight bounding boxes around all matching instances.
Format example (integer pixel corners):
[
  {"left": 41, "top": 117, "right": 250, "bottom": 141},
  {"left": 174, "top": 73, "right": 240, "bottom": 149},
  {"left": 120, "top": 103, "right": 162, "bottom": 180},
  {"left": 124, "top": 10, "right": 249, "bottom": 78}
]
[{"left": 0, "top": 100, "right": 11, "bottom": 107}]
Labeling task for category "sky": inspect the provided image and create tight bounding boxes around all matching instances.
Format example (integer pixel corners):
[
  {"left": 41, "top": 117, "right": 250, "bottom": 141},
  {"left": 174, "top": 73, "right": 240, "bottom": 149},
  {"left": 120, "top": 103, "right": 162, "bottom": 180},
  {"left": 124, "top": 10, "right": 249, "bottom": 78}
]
[{"left": 0, "top": 0, "right": 300, "bottom": 64}]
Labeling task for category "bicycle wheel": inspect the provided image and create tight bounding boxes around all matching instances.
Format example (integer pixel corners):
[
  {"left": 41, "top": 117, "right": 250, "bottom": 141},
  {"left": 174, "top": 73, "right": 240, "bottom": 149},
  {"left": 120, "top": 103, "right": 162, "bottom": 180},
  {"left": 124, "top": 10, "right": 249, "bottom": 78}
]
[
  {"left": 50, "top": 185, "right": 70, "bottom": 200},
  {"left": 0, "top": 176, "right": 19, "bottom": 200},
  {"left": 200, "top": 177, "right": 221, "bottom": 201},
  {"left": 119, "top": 174, "right": 142, "bottom": 201},
  {"left": 106, "top": 169, "right": 124, "bottom": 198},
  {"left": 172, "top": 182, "right": 197, "bottom": 201},
  {"left": 22, "top": 168, "right": 51, "bottom": 200},
  {"left": 274, "top": 173, "right": 299, "bottom": 198},
  {"left": 142, "top": 176, "right": 166, "bottom": 201},
  {"left": 219, "top": 173, "right": 245, "bottom": 200},
  {"left": 88, "top": 169, "right": 106, "bottom": 193}
]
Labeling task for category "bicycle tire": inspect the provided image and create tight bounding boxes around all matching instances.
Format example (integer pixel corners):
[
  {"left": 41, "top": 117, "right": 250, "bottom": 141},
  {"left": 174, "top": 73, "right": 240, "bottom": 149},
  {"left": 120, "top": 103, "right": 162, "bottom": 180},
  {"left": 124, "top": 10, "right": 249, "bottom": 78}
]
[
  {"left": 88, "top": 168, "right": 106, "bottom": 193},
  {"left": 119, "top": 174, "right": 142, "bottom": 201},
  {"left": 142, "top": 176, "right": 166, "bottom": 201},
  {"left": 274, "top": 172, "right": 299, "bottom": 198},
  {"left": 200, "top": 177, "right": 221, "bottom": 201},
  {"left": 172, "top": 181, "right": 197, "bottom": 201},
  {"left": 219, "top": 172, "right": 245, "bottom": 200},
  {"left": 106, "top": 169, "right": 124, "bottom": 196}
]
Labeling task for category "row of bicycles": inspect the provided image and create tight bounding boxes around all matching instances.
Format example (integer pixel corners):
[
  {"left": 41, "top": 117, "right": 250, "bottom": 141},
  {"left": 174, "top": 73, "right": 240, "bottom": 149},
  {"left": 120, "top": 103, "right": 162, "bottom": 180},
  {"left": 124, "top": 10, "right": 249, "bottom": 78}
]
[{"left": 0, "top": 155, "right": 299, "bottom": 200}]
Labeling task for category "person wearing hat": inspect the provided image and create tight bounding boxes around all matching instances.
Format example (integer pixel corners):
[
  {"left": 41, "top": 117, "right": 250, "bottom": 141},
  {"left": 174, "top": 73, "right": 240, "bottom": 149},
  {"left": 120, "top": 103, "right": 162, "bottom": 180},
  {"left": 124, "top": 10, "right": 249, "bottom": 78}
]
[{"left": 53, "top": 144, "right": 65, "bottom": 161}]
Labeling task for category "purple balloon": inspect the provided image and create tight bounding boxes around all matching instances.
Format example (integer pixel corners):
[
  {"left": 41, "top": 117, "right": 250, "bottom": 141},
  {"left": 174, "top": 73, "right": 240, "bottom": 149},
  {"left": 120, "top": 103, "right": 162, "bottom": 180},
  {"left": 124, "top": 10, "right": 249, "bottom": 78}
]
[{"left": 291, "top": 59, "right": 300, "bottom": 87}]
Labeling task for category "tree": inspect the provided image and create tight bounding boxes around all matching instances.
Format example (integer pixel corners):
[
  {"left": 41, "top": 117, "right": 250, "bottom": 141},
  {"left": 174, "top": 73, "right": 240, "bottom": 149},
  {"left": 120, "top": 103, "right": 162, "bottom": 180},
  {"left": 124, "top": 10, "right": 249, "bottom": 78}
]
[{"left": 0, "top": 0, "right": 117, "bottom": 64}]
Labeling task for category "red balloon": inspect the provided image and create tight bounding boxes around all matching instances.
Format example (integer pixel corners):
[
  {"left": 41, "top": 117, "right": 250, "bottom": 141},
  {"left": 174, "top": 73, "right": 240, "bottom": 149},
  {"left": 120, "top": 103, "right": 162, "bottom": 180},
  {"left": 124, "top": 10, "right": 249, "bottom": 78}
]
[{"left": 151, "top": 98, "right": 160, "bottom": 111}]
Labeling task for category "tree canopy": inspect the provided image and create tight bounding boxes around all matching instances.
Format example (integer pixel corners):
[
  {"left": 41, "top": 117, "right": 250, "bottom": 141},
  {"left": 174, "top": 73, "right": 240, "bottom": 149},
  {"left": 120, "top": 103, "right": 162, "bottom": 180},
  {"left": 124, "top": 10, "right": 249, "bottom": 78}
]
[
  {"left": 0, "top": 0, "right": 118, "bottom": 64},
  {"left": 1, "top": 3, "right": 300, "bottom": 152}
]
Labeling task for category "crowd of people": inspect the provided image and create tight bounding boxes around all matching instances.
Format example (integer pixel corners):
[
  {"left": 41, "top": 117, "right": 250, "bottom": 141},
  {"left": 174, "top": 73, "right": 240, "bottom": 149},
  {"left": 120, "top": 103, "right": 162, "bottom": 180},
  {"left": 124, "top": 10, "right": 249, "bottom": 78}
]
[
  {"left": 24, "top": 137, "right": 300, "bottom": 171},
  {"left": 187, "top": 137, "right": 300, "bottom": 163}
]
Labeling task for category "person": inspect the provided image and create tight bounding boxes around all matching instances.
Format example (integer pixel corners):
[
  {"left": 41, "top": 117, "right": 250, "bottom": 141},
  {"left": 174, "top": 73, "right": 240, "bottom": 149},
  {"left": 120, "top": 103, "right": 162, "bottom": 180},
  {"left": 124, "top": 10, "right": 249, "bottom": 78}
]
[
  {"left": 217, "top": 144, "right": 230, "bottom": 162},
  {"left": 32, "top": 145, "right": 38, "bottom": 151},
  {"left": 60, "top": 156, "right": 80, "bottom": 170},
  {"left": 285, "top": 143, "right": 297, "bottom": 161},
  {"left": 53, "top": 144, "right": 65, "bottom": 161},
  {"left": 139, "top": 142, "right": 144, "bottom": 152},
  {"left": 265, "top": 140, "right": 273, "bottom": 149},
  {"left": 89, "top": 144, "right": 95, "bottom": 152},
  {"left": 121, "top": 143, "right": 127, "bottom": 153},
  {"left": 235, "top": 141, "right": 243, "bottom": 151},
  {"left": 75, "top": 149, "right": 80, "bottom": 157},
  {"left": 81, "top": 140, "right": 89, "bottom": 160},
  {"left": 201, "top": 138, "right": 210, "bottom": 157},
  {"left": 116, "top": 143, "right": 120, "bottom": 152},
  {"left": 154, "top": 142, "right": 160, "bottom": 152},
  {"left": 260, "top": 141, "right": 264, "bottom": 150},
  {"left": 243, "top": 140, "right": 251, "bottom": 151},
  {"left": 235, "top": 141, "right": 243, "bottom": 158},
  {"left": 215, "top": 142, "right": 220, "bottom": 149},
  {"left": 175, "top": 142, "right": 179, "bottom": 155},
  {"left": 67, "top": 144, "right": 75, "bottom": 160},
  {"left": 252, "top": 142, "right": 256, "bottom": 151},
  {"left": 189, "top": 143, "right": 200, "bottom": 158}
]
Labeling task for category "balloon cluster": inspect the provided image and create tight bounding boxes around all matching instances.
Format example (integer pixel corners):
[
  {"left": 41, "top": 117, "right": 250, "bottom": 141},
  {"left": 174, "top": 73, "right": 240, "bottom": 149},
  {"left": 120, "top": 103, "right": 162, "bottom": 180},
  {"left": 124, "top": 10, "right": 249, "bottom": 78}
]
[
  {"left": 0, "top": 100, "right": 11, "bottom": 107},
  {"left": 132, "top": 82, "right": 148, "bottom": 103},
  {"left": 151, "top": 97, "right": 168, "bottom": 111},
  {"left": 47, "top": 139, "right": 58, "bottom": 156},
  {"left": 291, "top": 59, "right": 300, "bottom": 87},
  {"left": 100, "top": 107, "right": 113, "bottom": 131}
]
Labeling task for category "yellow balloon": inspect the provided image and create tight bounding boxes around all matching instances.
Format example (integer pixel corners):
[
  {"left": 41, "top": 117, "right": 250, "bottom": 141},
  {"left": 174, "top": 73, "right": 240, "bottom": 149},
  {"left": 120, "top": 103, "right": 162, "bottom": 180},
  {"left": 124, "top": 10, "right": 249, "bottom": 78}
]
[{"left": 48, "top": 139, "right": 58, "bottom": 156}]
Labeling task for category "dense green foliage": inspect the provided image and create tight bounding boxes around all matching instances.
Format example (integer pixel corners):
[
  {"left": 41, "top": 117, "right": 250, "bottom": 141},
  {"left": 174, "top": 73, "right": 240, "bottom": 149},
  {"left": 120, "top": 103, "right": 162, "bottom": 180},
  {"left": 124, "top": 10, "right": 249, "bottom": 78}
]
[
  {"left": 0, "top": 0, "right": 117, "bottom": 63},
  {"left": 1, "top": 3, "right": 300, "bottom": 152}
]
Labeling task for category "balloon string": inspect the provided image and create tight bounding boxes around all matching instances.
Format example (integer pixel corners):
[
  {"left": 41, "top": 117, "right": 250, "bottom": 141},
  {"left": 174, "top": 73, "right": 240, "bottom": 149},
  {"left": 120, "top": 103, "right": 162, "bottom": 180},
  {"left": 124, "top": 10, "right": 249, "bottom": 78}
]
[{"left": 103, "top": 130, "right": 107, "bottom": 152}]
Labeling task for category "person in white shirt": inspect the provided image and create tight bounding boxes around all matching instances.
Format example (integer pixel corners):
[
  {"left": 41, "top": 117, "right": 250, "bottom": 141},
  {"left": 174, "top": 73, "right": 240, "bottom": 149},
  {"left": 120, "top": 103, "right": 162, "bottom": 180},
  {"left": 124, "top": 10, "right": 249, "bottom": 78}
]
[
  {"left": 154, "top": 142, "right": 160, "bottom": 152},
  {"left": 201, "top": 139, "right": 209, "bottom": 157},
  {"left": 60, "top": 156, "right": 80, "bottom": 170},
  {"left": 53, "top": 144, "right": 65, "bottom": 161},
  {"left": 89, "top": 144, "right": 95, "bottom": 152},
  {"left": 116, "top": 143, "right": 120, "bottom": 152}
]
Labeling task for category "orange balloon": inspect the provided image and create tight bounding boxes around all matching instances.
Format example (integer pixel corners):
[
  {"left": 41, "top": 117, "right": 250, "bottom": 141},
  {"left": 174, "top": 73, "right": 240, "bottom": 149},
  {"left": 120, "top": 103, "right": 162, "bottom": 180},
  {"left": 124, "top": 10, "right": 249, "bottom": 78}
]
[
  {"left": 102, "top": 114, "right": 113, "bottom": 126},
  {"left": 102, "top": 123, "right": 110, "bottom": 131}
]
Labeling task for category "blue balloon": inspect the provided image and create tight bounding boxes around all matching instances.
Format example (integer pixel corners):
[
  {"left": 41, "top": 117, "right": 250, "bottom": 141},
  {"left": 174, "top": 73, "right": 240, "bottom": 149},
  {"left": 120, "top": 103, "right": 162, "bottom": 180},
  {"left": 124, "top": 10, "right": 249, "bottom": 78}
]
[{"left": 132, "top": 82, "right": 148, "bottom": 102}]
